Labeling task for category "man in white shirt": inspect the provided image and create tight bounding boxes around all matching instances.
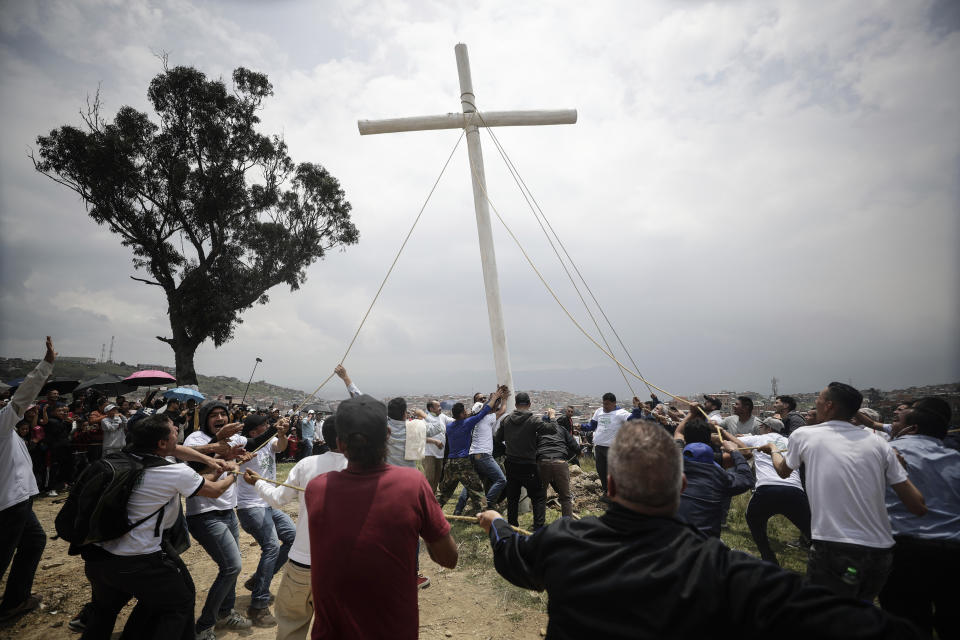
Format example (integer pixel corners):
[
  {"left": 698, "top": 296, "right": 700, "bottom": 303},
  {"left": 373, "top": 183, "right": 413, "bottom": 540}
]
[
  {"left": 763, "top": 381, "right": 927, "bottom": 601},
  {"left": 704, "top": 396, "right": 724, "bottom": 425},
  {"left": 243, "top": 418, "right": 348, "bottom": 640},
  {"left": 81, "top": 413, "right": 237, "bottom": 640},
  {"left": 422, "top": 401, "right": 450, "bottom": 492},
  {"left": 729, "top": 417, "right": 810, "bottom": 566},
  {"left": 237, "top": 414, "right": 295, "bottom": 627},
  {"left": 184, "top": 401, "right": 255, "bottom": 639},
  {"left": 581, "top": 393, "right": 631, "bottom": 492},
  {"left": 0, "top": 337, "right": 54, "bottom": 622}
]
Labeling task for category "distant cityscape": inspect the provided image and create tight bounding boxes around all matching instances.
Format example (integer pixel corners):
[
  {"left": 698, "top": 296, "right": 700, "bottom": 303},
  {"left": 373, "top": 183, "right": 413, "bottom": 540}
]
[{"left": 3, "top": 355, "right": 957, "bottom": 425}]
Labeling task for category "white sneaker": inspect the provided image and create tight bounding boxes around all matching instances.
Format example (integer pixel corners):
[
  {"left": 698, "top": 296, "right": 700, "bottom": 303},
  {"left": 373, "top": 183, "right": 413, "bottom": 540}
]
[{"left": 47, "top": 490, "right": 58, "bottom": 497}]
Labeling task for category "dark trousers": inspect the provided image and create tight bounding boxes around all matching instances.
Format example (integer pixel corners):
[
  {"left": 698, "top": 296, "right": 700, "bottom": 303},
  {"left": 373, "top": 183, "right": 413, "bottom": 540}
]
[
  {"left": 505, "top": 460, "right": 546, "bottom": 530},
  {"left": 537, "top": 459, "right": 573, "bottom": 517},
  {"left": 595, "top": 445, "right": 610, "bottom": 492},
  {"left": 879, "top": 536, "right": 960, "bottom": 638},
  {"left": 80, "top": 547, "right": 195, "bottom": 640},
  {"left": 0, "top": 499, "right": 46, "bottom": 612},
  {"left": 807, "top": 539, "right": 892, "bottom": 602},
  {"left": 745, "top": 485, "right": 811, "bottom": 565}
]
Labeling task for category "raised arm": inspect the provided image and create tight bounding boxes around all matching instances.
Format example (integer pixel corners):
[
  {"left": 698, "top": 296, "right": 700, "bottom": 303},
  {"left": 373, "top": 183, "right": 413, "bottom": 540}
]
[
  {"left": 891, "top": 479, "right": 927, "bottom": 517},
  {"left": 335, "top": 364, "right": 362, "bottom": 397}
]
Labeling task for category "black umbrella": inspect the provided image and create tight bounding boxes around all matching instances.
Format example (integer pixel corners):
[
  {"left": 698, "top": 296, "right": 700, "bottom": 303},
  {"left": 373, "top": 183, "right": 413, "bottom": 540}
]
[
  {"left": 40, "top": 378, "right": 80, "bottom": 395},
  {"left": 73, "top": 374, "right": 137, "bottom": 397}
]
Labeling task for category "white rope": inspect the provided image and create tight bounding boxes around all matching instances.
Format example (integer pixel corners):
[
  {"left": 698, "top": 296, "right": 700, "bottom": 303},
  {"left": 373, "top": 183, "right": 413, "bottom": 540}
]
[
  {"left": 299, "top": 131, "right": 466, "bottom": 405},
  {"left": 464, "top": 103, "right": 654, "bottom": 398}
]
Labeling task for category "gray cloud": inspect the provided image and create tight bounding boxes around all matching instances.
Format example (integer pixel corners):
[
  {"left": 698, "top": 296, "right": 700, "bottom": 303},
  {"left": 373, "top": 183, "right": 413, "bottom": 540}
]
[{"left": 2, "top": 0, "right": 957, "bottom": 400}]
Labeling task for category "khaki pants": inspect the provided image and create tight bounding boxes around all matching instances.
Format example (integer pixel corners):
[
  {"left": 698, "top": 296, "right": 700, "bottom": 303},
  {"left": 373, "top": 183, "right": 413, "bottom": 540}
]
[
  {"left": 276, "top": 562, "right": 313, "bottom": 640},
  {"left": 422, "top": 456, "right": 443, "bottom": 493},
  {"left": 537, "top": 459, "right": 573, "bottom": 517}
]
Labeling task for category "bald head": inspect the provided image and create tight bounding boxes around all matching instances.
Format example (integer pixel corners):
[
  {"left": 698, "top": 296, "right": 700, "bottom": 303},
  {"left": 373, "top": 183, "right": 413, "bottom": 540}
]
[{"left": 608, "top": 421, "right": 684, "bottom": 515}]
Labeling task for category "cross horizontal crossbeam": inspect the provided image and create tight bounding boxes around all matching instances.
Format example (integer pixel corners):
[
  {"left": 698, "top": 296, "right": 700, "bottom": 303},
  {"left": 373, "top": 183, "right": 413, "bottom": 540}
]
[{"left": 358, "top": 109, "right": 577, "bottom": 136}]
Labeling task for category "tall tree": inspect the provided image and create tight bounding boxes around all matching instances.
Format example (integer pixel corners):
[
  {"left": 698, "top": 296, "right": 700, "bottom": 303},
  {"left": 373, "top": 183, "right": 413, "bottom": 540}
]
[{"left": 33, "top": 65, "right": 358, "bottom": 384}]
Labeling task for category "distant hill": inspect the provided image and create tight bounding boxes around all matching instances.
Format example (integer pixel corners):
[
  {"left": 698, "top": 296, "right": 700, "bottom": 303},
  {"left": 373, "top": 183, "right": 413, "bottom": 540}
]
[{"left": 0, "top": 357, "right": 307, "bottom": 407}]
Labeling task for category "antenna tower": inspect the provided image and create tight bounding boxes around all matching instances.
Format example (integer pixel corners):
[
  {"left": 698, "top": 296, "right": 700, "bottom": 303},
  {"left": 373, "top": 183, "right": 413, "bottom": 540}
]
[
  {"left": 99, "top": 343, "right": 106, "bottom": 363},
  {"left": 770, "top": 376, "right": 779, "bottom": 398},
  {"left": 108, "top": 336, "right": 115, "bottom": 363}
]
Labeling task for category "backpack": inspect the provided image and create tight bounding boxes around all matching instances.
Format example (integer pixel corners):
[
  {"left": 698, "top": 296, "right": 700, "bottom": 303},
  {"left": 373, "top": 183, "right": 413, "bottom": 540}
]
[{"left": 55, "top": 450, "right": 172, "bottom": 554}]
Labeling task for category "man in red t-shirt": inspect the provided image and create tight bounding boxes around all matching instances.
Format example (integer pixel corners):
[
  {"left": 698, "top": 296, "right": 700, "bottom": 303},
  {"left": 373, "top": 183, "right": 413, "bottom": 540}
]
[{"left": 305, "top": 394, "right": 457, "bottom": 639}]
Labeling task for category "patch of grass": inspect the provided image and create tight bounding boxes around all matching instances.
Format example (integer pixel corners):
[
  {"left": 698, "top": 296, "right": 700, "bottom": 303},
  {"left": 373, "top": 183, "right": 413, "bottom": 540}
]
[{"left": 277, "top": 461, "right": 295, "bottom": 483}]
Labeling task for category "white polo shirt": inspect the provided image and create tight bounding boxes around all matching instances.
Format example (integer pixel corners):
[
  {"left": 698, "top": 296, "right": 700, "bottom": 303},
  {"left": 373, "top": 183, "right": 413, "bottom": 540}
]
[
  {"left": 183, "top": 430, "right": 247, "bottom": 516},
  {"left": 468, "top": 413, "right": 498, "bottom": 455},
  {"left": 98, "top": 459, "right": 204, "bottom": 556},
  {"left": 784, "top": 420, "right": 907, "bottom": 548}
]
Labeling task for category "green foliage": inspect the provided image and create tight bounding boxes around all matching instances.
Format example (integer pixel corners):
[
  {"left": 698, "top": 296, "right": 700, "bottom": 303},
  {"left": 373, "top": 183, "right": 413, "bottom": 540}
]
[{"left": 32, "top": 64, "right": 358, "bottom": 383}]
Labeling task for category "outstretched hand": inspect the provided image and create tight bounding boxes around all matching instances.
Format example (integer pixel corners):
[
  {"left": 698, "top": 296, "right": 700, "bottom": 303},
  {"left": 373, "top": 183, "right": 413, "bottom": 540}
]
[
  {"left": 477, "top": 510, "right": 503, "bottom": 534},
  {"left": 44, "top": 336, "right": 57, "bottom": 364}
]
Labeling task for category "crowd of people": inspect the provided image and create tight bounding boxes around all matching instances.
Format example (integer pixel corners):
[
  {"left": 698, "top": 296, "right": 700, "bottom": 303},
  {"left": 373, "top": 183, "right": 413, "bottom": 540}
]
[{"left": 1, "top": 336, "right": 957, "bottom": 639}]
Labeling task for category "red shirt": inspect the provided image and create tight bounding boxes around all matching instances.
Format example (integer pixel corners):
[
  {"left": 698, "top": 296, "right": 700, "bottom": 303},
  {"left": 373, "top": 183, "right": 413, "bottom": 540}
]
[{"left": 305, "top": 463, "right": 450, "bottom": 639}]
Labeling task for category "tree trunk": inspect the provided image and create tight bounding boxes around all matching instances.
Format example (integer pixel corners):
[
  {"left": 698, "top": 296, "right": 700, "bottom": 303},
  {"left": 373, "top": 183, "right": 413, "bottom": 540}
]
[{"left": 171, "top": 340, "right": 200, "bottom": 386}]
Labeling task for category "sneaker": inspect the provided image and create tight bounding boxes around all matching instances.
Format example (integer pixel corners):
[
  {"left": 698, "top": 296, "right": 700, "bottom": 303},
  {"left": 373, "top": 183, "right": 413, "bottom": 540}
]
[
  {"left": 195, "top": 628, "right": 217, "bottom": 640},
  {"left": 246, "top": 606, "right": 277, "bottom": 628},
  {"left": 214, "top": 609, "right": 252, "bottom": 630},
  {"left": 416, "top": 575, "right": 431, "bottom": 590},
  {"left": 0, "top": 595, "right": 41, "bottom": 622},
  {"left": 46, "top": 490, "right": 58, "bottom": 497}
]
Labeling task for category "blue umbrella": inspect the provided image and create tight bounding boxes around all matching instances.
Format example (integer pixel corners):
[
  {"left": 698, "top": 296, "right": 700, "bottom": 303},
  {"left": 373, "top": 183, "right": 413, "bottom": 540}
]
[{"left": 163, "top": 387, "right": 205, "bottom": 402}]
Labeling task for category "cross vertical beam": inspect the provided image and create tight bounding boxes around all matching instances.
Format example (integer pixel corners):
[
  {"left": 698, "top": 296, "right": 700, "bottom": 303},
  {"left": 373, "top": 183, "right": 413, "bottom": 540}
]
[
  {"left": 454, "top": 44, "right": 515, "bottom": 409},
  {"left": 358, "top": 44, "right": 577, "bottom": 409}
]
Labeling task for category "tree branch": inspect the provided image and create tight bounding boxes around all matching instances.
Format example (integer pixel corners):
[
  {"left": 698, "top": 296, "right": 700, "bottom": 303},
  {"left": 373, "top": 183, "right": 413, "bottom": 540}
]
[
  {"left": 130, "top": 275, "right": 163, "bottom": 286},
  {"left": 155, "top": 336, "right": 174, "bottom": 345}
]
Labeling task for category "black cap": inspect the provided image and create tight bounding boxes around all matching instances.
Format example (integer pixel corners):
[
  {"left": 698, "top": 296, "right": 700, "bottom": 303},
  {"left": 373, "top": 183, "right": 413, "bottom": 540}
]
[
  {"left": 335, "top": 394, "right": 388, "bottom": 441},
  {"left": 242, "top": 414, "right": 268, "bottom": 436},
  {"left": 515, "top": 392, "right": 531, "bottom": 406}
]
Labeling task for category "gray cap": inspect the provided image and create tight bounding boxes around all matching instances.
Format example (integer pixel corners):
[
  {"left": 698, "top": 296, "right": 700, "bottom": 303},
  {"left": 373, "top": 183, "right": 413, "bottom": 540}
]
[{"left": 760, "top": 417, "right": 784, "bottom": 433}]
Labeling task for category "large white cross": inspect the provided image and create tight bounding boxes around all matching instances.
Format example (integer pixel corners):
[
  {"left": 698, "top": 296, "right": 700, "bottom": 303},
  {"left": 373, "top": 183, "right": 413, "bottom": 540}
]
[{"left": 358, "top": 43, "right": 577, "bottom": 409}]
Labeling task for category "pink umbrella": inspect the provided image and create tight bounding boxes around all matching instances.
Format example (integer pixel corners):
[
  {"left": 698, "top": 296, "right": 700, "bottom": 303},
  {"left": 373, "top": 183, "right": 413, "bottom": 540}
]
[{"left": 122, "top": 370, "right": 177, "bottom": 387}]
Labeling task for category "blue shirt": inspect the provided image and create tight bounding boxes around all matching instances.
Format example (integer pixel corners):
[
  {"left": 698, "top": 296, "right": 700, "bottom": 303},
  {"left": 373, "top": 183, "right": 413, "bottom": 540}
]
[
  {"left": 301, "top": 419, "right": 316, "bottom": 442},
  {"left": 445, "top": 405, "right": 491, "bottom": 459},
  {"left": 886, "top": 435, "right": 960, "bottom": 541}
]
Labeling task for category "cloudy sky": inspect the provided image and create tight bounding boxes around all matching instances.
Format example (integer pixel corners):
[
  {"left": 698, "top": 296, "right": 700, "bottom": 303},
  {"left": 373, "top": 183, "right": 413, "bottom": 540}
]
[{"left": 1, "top": 0, "right": 958, "bottom": 400}]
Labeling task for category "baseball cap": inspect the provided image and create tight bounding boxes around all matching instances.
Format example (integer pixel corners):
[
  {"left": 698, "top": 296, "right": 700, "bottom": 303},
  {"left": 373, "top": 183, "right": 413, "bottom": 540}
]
[
  {"left": 104, "top": 404, "right": 117, "bottom": 412},
  {"left": 307, "top": 409, "right": 315, "bottom": 414},
  {"left": 471, "top": 401, "right": 485, "bottom": 414},
  {"left": 335, "top": 394, "right": 388, "bottom": 441},
  {"left": 760, "top": 417, "right": 784, "bottom": 433}
]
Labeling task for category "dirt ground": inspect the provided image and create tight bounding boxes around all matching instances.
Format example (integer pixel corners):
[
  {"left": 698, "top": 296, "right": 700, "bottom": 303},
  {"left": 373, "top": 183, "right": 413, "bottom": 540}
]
[{"left": 1, "top": 494, "right": 549, "bottom": 640}]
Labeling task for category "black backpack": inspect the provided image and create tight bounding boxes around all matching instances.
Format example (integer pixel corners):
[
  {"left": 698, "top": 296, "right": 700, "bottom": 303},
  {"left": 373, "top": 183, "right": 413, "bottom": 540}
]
[{"left": 55, "top": 450, "right": 172, "bottom": 554}]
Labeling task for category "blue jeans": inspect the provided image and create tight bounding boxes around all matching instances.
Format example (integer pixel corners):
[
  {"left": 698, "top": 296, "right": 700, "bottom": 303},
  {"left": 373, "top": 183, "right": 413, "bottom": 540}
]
[
  {"left": 455, "top": 453, "right": 507, "bottom": 513},
  {"left": 187, "top": 510, "right": 242, "bottom": 631},
  {"left": 237, "top": 506, "right": 296, "bottom": 608}
]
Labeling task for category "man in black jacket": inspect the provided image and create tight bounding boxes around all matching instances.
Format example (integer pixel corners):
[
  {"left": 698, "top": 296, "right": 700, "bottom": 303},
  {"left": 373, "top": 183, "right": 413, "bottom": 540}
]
[
  {"left": 477, "top": 421, "right": 920, "bottom": 640},
  {"left": 536, "top": 413, "right": 579, "bottom": 518},
  {"left": 494, "top": 392, "right": 555, "bottom": 531}
]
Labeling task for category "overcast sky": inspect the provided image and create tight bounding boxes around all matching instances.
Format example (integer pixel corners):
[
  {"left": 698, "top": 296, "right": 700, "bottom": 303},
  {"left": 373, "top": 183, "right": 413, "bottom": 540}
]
[{"left": 1, "top": 0, "right": 958, "bottom": 400}]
